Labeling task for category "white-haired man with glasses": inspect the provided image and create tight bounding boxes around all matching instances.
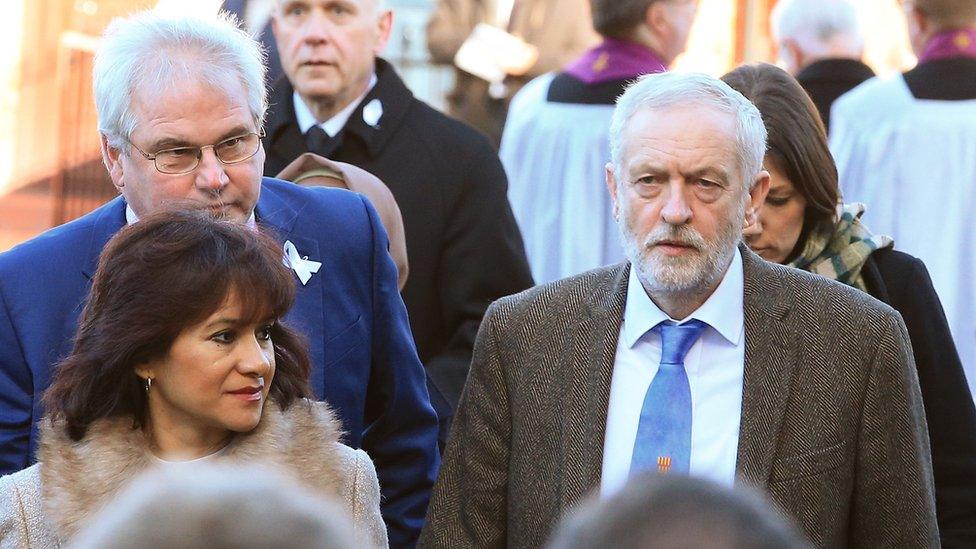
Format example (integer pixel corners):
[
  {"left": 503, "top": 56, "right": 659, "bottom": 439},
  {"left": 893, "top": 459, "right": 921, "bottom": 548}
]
[{"left": 0, "top": 11, "right": 439, "bottom": 547}]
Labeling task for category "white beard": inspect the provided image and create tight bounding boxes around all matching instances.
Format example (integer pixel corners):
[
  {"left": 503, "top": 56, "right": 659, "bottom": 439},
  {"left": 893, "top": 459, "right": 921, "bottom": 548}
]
[{"left": 618, "top": 200, "right": 745, "bottom": 297}]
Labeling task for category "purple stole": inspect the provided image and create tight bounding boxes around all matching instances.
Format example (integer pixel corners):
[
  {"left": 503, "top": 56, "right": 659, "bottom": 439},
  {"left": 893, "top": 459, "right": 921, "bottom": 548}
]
[
  {"left": 919, "top": 27, "right": 976, "bottom": 63},
  {"left": 563, "top": 38, "right": 667, "bottom": 85}
]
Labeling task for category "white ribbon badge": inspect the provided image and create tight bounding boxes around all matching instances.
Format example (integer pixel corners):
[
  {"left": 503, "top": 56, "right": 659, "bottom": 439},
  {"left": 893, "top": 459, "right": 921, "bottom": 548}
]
[
  {"left": 362, "top": 98, "right": 383, "bottom": 128},
  {"left": 283, "top": 240, "right": 322, "bottom": 286}
]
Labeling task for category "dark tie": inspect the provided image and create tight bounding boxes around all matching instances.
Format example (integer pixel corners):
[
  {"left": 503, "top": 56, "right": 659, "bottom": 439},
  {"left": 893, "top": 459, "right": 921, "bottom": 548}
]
[
  {"left": 305, "top": 125, "right": 342, "bottom": 158},
  {"left": 630, "top": 319, "right": 708, "bottom": 476}
]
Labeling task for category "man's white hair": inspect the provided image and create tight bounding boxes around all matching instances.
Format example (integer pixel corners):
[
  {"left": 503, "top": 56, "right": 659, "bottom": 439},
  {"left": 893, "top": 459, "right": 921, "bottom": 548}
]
[
  {"left": 771, "top": 0, "right": 864, "bottom": 57},
  {"left": 609, "top": 71, "right": 768, "bottom": 188},
  {"left": 93, "top": 11, "right": 267, "bottom": 150}
]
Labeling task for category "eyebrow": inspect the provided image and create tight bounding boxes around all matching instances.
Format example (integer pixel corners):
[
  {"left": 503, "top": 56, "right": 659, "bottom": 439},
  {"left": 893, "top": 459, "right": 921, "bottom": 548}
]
[
  {"left": 629, "top": 164, "right": 731, "bottom": 184},
  {"left": 148, "top": 126, "right": 254, "bottom": 152}
]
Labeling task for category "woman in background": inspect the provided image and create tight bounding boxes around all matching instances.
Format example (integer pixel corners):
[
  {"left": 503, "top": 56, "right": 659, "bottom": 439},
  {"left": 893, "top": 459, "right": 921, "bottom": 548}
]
[
  {"left": 0, "top": 210, "right": 387, "bottom": 548},
  {"left": 723, "top": 63, "right": 976, "bottom": 547}
]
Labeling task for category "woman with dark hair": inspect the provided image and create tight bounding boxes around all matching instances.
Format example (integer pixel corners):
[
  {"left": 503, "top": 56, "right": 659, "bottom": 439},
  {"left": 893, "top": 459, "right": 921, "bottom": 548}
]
[
  {"left": 722, "top": 63, "right": 976, "bottom": 547},
  {"left": 0, "top": 210, "right": 388, "bottom": 548}
]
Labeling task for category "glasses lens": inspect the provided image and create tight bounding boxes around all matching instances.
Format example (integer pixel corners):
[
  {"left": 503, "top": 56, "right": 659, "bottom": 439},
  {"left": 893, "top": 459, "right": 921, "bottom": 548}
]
[
  {"left": 155, "top": 148, "right": 200, "bottom": 174},
  {"left": 215, "top": 133, "right": 260, "bottom": 164}
]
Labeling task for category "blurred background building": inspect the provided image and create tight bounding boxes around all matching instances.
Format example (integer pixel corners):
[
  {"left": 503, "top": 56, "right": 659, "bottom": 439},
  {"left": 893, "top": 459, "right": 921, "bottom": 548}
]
[{"left": 0, "top": 0, "right": 914, "bottom": 251}]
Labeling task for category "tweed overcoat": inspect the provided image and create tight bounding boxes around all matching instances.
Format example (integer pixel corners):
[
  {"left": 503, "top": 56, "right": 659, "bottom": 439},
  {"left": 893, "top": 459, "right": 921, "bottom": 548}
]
[
  {"left": 420, "top": 246, "right": 939, "bottom": 548},
  {"left": 0, "top": 400, "right": 387, "bottom": 548}
]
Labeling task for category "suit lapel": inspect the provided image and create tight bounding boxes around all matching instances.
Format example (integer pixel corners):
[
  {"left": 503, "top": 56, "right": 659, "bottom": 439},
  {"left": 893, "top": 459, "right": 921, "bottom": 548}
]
[
  {"left": 735, "top": 246, "right": 800, "bottom": 489},
  {"left": 82, "top": 198, "right": 127, "bottom": 279},
  {"left": 559, "top": 264, "right": 628, "bottom": 506},
  {"left": 255, "top": 181, "right": 328, "bottom": 393}
]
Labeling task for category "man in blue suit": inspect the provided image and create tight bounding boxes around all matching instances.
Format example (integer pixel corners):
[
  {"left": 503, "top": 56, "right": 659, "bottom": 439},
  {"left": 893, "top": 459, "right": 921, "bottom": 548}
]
[{"left": 0, "top": 12, "right": 438, "bottom": 548}]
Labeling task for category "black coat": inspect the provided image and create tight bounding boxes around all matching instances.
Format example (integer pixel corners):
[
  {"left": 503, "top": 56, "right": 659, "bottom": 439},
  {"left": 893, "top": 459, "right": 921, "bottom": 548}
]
[
  {"left": 263, "top": 60, "right": 534, "bottom": 441},
  {"left": 862, "top": 248, "right": 976, "bottom": 548},
  {"left": 795, "top": 58, "right": 874, "bottom": 134}
]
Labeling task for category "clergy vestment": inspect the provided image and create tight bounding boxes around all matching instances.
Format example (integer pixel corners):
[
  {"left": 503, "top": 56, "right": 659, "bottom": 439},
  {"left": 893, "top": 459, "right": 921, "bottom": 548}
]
[
  {"left": 830, "top": 46, "right": 976, "bottom": 402},
  {"left": 500, "top": 38, "right": 666, "bottom": 284}
]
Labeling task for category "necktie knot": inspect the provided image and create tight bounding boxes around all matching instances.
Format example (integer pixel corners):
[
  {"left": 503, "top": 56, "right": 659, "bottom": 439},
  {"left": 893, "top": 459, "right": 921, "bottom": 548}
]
[
  {"left": 305, "top": 125, "right": 342, "bottom": 158},
  {"left": 656, "top": 319, "right": 707, "bottom": 366}
]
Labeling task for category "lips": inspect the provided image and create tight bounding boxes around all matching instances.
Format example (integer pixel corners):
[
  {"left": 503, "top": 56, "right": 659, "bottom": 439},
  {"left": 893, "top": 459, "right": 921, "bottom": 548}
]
[{"left": 228, "top": 384, "right": 264, "bottom": 402}]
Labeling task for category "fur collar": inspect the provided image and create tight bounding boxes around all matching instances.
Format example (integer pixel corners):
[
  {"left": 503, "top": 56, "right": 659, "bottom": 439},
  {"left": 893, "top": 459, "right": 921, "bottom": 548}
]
[{"left": 38, "top": 399, "right": 346, "bottom": 541}]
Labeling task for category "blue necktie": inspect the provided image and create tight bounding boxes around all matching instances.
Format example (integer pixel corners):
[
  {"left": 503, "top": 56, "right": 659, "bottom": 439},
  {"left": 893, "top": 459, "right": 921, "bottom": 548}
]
[{"left": 630, "top": 319, "right": 707, "bottom": 475}]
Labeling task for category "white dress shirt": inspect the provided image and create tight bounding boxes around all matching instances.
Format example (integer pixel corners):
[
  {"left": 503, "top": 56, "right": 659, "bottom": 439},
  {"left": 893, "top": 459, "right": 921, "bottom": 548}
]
[
  {"left": 293, "top": 74, "right": 379, "bottom": 138},
  {"left": 601, "top": 248, "right": 745, "bottom": 496}
]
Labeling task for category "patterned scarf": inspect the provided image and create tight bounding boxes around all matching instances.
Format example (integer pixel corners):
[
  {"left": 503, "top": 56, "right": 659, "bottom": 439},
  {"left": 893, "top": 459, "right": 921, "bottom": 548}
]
[{"left": 787, "top": 203, "right": 893, "bottom": 292}]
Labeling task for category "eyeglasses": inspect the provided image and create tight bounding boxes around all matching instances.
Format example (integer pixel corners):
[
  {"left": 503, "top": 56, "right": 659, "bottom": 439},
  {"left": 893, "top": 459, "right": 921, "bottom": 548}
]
[{"left": 127, "top": 131, "right": 265, "bottom": 175}]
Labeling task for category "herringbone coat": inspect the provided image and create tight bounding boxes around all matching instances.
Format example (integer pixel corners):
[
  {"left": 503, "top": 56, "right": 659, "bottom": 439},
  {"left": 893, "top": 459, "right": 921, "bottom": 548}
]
[{"left": 420, "top": 246, "right": 939, "bottom": 548}]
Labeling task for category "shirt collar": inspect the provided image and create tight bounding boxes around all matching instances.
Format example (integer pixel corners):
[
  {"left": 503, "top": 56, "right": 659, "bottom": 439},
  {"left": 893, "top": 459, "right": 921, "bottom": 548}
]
[
  {"left": 622, "top": 247, "right": 744, "bottom": 348},
  {"left": 125, "top": 204, "right": 257, "bottom": 228},
  {"left": 293, "top": 73, "right": 379, "bottom": 137}
]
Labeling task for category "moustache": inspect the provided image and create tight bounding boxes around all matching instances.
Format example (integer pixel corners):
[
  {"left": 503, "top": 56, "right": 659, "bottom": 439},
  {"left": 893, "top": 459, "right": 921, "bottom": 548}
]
[{"left": 643, "top": 225, "right": 707, "bottom": 251}]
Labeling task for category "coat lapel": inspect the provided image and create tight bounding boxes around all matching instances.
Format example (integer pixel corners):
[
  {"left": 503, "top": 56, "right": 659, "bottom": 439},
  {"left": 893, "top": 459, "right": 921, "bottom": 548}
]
[
  {"left": 735, "top": 246, "right": 800, "bottom": 489},
  {"left": 255, "top": 181, "right": 327, "bottom": 390},
  {"left": 559, "top": 264, "right": 628, "bottom": 506}
]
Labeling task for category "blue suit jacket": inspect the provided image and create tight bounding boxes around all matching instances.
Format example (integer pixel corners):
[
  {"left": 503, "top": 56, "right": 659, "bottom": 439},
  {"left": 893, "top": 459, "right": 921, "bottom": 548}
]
[{"left": 0, "top": 177, "right": 439, "bottom": 547}]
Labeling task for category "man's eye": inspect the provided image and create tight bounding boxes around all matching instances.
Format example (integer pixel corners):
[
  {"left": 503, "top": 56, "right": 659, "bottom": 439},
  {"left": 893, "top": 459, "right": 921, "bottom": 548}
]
[
  {"left": 285, "top": 5, "right": 307, "bottom": 17},
  {"left": 330, "top": 5, "right": 348, "bottom": 15},
  {"left": 635, "top": 175, "right": 660, "bottom": 185},
  {"left": 697, "top": 179, "right": 719, "bottom": 188},
  {"left": 159, "top": 148, "right": 193, "bottom": 158}
]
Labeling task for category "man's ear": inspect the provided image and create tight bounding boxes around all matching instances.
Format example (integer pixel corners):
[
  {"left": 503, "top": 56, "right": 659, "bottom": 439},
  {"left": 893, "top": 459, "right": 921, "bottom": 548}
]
[
  {"left": 646, "top": 1, "right": 668, "bottom": 36},
  {"left": 606, "top": 162, "right": 620, "bottom": 220},
  {"left": 744, "top": 170, "right": 770, "bottom": 230},
  {"left": 781, "top": 38, "right": 805, "bottom": 74},
  {"left": 101, "top": 134, "right": 125, "bottom": 192},
  {"left": 374, "top": 10, "right": 394, "bottom": 55}
]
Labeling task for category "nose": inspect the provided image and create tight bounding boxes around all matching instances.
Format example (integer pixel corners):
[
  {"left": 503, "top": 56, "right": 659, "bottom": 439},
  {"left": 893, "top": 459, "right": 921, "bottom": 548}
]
[
  {"left": 300, "top": 10, "right": 332, "bottom": 45},
  {"left": 236, "top": 334, "right": 273, "bottom": 378},
  {"left": 194, "top": 147, "right": 230, "bottom": 193},
  {"left": 660, "top": 183, "right": 693, "bottom": 225},
  {"left": 743, "top": 215, "right": 763, "bottom": 239}
]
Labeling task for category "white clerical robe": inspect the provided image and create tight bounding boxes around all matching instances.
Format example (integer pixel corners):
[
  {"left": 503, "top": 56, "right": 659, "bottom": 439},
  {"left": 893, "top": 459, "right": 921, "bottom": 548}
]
[
  {"left": 830, "top": 74, "right": 976, "bottom": 400},
  {"left": 500, "top": 73, "right": 624, "bottom": 284}
]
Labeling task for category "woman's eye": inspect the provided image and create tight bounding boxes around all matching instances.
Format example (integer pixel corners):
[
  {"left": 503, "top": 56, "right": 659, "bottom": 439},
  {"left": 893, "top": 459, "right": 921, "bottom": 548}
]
[
  {"left": 256, "top": 325, "right": 274, "bottom": 341},
  {"left": 766, "top": 196, "right": 789, "bottom": 206},
  {"left": 211, "top": 331, "right": 235, "bottom": 344}
]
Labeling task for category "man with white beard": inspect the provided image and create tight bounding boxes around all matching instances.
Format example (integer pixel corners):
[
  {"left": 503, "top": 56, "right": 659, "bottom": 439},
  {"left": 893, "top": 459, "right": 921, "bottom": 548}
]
[{"left": 420, "top": 71, "right": 938, "bottom": 548}]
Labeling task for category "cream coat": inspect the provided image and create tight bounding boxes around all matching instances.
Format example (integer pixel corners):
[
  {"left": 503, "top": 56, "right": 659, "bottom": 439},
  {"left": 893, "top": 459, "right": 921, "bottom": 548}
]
[{"left": 0, "top": 400, "right": 388, "bottom": 548}]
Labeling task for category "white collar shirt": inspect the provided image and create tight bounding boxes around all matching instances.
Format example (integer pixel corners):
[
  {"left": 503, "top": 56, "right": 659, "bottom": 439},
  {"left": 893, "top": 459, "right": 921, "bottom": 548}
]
[
  {"left": 293, "top": 73, "right": 378, "bottom": 138},
  {"left": 601, "top": 247, "right": 746, "bottom": 496}
]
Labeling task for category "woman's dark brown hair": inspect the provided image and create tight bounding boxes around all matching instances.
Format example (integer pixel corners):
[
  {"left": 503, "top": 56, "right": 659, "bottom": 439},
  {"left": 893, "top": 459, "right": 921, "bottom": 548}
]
[
  {"left": 721, "top": 63, "right": 840, "bottom": 258},
  {"left": 44, "top": 209, "right": 312, "bottom": 441}
]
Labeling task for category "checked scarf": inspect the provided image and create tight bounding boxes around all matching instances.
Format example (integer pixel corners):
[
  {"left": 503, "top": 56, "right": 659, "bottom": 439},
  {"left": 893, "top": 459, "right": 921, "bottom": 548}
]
[{"left": 788, "top": 203, "right": 893, "bottom": 292}]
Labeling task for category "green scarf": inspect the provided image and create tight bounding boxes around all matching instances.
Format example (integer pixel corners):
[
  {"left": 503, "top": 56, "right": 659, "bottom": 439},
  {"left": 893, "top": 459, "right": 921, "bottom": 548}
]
[{"left": 787, "top": 203, "right": 894, "bottom": 292}]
